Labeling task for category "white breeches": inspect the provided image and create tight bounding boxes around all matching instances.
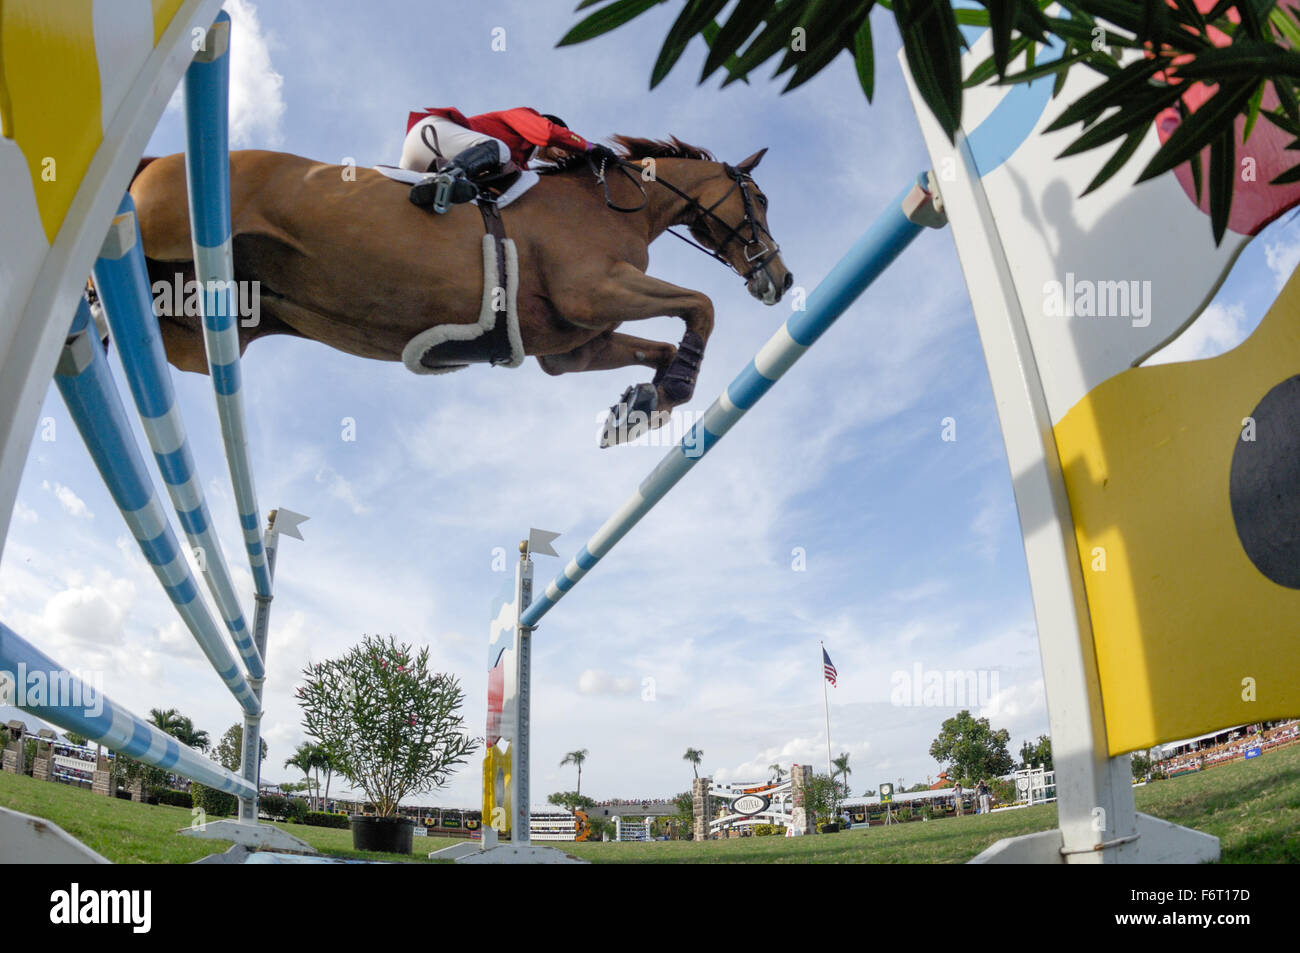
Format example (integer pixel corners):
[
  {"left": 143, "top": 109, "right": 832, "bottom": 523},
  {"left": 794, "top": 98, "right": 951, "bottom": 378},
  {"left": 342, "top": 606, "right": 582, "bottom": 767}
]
[{"left": 400, "top": 116, "right": 511, "bottom": 173}]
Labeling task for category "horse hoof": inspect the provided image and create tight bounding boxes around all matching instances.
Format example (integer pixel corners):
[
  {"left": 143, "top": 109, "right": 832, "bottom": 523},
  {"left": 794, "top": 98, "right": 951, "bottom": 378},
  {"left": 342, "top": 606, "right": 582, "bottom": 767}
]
[{"left": 600, "top": 382, "right": 657, "bottom": 448}]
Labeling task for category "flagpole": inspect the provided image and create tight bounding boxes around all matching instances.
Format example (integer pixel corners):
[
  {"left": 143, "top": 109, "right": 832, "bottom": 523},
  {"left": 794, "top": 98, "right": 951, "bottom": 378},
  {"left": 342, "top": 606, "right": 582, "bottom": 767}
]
[{"left": 821, "top": 641, "right": 833, "bottom": 780}]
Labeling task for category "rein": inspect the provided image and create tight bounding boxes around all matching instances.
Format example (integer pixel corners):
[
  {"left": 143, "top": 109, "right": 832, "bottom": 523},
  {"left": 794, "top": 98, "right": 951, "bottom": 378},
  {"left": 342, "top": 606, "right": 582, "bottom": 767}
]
[{"left": 586, "top": 154, "right": 780, "bottom": 281}]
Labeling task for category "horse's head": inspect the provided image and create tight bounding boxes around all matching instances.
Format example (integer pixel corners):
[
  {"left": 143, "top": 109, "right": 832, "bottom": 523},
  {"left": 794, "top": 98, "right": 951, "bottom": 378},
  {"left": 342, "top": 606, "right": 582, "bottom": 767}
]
[{"left": 686, "top": 148, "right": 793, "bottom": 306}]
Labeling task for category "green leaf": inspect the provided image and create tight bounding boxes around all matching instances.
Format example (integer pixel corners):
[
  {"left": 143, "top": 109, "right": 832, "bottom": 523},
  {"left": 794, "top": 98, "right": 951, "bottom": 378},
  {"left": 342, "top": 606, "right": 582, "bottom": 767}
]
[
  {"left": 1057, "top": 85, "right": 1184, "bottom": 158},
  {"left": 774, "top": 0, "right": 858, "bottom": 77},
  {"left": 998, "top": 48, "right": 1092, "bottom": 86},
  {"left": 721, "top": 1, "right": 810, "bottom": 85},
  {"left": 1080, "top": 0, "right": 1176, "bottom": 39},
  {"left": 557, "top": 0, "right": 667, "bottom": 48},
  {"left": 1235, "top": 0, "right": 1266, "bottom": 41},
  {"left": 651, "top": 0, "right": 732, "bottom": 87},
  {"left": 965, "top": 35, "right": 1034, "bottom": 88},
  {"left": 1270, "top": 3, "right": 1300, "bottom": 49},
  {"left": 1137, "top": 0, "right": 1171, "bottom": 47},
  {"left": 702, "top": 0, "right": 780, "bottom": 81},
  {"left": 1169, "top": 0, "right": 1207, "bottom": 34},
  {"left": 895, "top": 0, "right": 964, "bottom": 139},
  {"left": 1168, "top": 42, "right": 1300, "bottom": 84},
  {"left": 1208, "top": 125, "right": 1234, "bottom": 245},
  {"left": 1138, "top": 80, "right": 1257, "bottom": 181},
  {"left": 1269, "top": 159, "right": 1300, "bottom": 183},
  {"left": 1044, "top": 57, "right": 1166, "bottom": 133},
  {"left": 1261, "top": 108, "right": 1300, "bottom": 138},
  {"left": 853, "top": 14, "right": 875, "bottom": 102},
  {"left": 987, "top": 0, "right": 1017, "bottom": 76},
  {"left": 1054, "top": 59, "right": 1069, "bottom": 97},
  {"left": 1080, "top": 126, "right": 1149, "bottom": 196},
  {"left": 700, "top": 19, "right": 750, "bottom": 85},
  {"left": 1244, "top": 80, "right": 1265, "bottom": 141},
  {"left": 1274, "top": 78, "right": 1300, "bottom": 123}
]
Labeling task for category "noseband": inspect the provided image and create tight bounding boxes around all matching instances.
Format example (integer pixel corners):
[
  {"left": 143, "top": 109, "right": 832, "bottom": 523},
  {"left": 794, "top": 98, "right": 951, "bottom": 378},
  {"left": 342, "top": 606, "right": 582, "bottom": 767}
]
[{"left": 589, "top": 156, "right": 781, "bottom": 283}]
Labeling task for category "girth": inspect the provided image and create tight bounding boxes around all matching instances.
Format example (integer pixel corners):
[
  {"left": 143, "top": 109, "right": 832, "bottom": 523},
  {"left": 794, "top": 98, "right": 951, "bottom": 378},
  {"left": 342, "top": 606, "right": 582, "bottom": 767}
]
[{"left": 415, "top": 193, "right": 514, "bottom": 369}]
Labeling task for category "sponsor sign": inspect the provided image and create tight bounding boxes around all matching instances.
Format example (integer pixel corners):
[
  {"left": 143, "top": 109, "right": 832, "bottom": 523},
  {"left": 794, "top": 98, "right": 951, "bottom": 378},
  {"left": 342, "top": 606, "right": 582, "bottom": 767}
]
[{"left": 732, "top": 794, "right": 769, "bottom": 816}]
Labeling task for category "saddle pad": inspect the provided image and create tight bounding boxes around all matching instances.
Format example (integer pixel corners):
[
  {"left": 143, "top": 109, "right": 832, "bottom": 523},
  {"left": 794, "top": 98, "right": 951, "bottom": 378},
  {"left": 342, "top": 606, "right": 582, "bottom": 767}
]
[{"left": 373, "top": 165, "right": 539, "bottom": 209}]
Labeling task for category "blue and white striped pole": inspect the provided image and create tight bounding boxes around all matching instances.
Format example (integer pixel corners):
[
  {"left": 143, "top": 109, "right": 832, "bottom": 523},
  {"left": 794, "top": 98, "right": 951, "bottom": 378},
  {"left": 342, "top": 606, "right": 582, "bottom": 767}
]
[
  {"left": 93, "top": 196, "right": 264, "bottom": 681},
  {"left": 520, "top": 176, "right": 945, "bottom": 628},
  {"left": 183, "top": 11, "right": 275, "bottom": 825},
  {"left": 0, "top": 620, "right": 256, "bottom": 799},
  {"left": 54, "top": 299, "right": 261, "bottom": 716},
  {"left": 183, "top": 11, "right": 272, "bottom": 600}
]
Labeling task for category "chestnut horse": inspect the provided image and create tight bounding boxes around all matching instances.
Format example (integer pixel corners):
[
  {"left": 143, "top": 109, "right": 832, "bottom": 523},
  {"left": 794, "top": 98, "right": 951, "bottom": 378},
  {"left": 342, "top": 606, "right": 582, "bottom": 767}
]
[{"left": 128, "top": 136, "right": 792, "bottom": 443}]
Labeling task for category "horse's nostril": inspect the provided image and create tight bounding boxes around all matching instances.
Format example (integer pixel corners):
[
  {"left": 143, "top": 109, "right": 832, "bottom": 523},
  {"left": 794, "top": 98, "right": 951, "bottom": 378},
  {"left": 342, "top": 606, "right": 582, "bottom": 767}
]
[{"left": 783, "top": 272, "right": 794, "bottom": 291}]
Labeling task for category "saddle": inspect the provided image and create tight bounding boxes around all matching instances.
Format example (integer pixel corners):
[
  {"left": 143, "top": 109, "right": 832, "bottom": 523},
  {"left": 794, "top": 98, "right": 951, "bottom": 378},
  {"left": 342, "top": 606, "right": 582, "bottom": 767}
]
[{"left": 424, "top": 154, "right": 522, "bottom": 205}]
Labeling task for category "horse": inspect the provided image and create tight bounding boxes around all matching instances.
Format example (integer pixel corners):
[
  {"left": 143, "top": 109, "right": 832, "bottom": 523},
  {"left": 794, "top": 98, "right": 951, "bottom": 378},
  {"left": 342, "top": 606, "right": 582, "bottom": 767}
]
[{"left": 128, "top": 136, "right": 793, "bottom": 444}]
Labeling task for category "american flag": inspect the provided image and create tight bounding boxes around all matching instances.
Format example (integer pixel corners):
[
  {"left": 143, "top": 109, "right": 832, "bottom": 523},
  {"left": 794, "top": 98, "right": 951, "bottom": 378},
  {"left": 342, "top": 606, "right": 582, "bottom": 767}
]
[{"left": 823, "top": 648, "right": 837, "bottom": 687}]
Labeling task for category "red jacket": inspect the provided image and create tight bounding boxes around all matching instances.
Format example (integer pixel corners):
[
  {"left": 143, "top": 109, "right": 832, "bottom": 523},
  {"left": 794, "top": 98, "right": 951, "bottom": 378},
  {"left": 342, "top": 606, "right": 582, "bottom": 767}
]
[{"left": 407, "top": 107, "right": 590, "bottom": 167}]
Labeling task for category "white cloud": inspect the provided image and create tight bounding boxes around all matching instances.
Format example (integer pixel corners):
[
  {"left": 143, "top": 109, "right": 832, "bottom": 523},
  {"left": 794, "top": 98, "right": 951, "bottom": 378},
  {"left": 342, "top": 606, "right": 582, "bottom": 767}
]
[
  {"left": 576, "top": 669, "right": 637, "bottom": 696},
  {"left": 312, "top": 466, "right": 373, "bottom": 515},
  {"left": 1264, "top": 237, "right": 1300, "bottom": 291},
  {"left": 1144, "top": 301, "right": 1250, "bottom": 365},
  {"left": 223, "top": 0, "right": 285, "bottom": 147},
  {"left": 44, "top": 481, "right": 90, "bottom": 519}
]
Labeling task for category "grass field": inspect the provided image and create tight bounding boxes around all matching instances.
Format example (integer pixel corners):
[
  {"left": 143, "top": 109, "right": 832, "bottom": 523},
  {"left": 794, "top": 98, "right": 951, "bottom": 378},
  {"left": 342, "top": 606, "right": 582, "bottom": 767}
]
[{"left": 2, "top": 742, "right": 1297, "bottom": 863}]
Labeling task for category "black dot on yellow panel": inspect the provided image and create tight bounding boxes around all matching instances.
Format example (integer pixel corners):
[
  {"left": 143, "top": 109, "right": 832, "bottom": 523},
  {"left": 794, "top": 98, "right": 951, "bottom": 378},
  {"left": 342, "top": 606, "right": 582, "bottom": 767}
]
[{"left": 1230, "top": 374, "right": 1300, "bottom": 589}]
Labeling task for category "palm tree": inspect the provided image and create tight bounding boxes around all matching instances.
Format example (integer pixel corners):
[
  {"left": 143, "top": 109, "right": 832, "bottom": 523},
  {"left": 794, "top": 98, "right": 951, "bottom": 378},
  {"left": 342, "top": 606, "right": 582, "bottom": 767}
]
[
  {"left": 560, "top": 749, "right": 589, "bottom": 796},
  {"left": 317, "top": 746, "right": 334, "bottom": 811},
  {"left": 683, "top": 748, "right": 703, "bottom": 779},
  {"left": 148, "top": 708, "right": 184, "bottom": 735},
  {"left": 285, "top": 743, "right": 319, "bottom": 808},
  {"left": 171, "top": 716, "right": 209, "bottom": 753},
  {"left": 307, "top": 744, "right": 333, "bottom": 811},
  {"left": 832, "top": 752, "right": 853, "bottom": 812},
  {"left": 769, "top": 763, "right": 786, "bottom": 783}
]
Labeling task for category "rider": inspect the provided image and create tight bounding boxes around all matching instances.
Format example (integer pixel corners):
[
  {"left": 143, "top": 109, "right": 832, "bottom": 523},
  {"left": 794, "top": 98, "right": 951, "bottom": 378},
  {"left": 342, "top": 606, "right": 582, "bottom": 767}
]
[{"left": 401, "top": 106, "right": 618, "bottom": 210}]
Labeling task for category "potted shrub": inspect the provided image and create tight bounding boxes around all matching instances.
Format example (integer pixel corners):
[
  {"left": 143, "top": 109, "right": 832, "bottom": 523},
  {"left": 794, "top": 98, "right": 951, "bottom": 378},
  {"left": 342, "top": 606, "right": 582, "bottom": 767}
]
[{"left": 297, "top": 634, "right": 477, "bottom": 855}]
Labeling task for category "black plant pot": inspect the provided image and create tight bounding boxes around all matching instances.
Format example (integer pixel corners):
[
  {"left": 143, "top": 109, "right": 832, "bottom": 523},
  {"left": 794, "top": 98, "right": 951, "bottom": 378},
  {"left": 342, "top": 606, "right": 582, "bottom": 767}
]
[
  {"left": 821, "top": 823, "right": 840, "bottom": 833},
  {"left": 351, "top": 815, "right": 415, "bottom": 855}
]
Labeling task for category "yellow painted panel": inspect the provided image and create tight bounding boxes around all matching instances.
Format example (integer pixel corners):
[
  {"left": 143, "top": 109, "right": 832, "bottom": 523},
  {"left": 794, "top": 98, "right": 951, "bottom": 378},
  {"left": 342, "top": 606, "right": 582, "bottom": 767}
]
[
  {"left": 150, "top": 0, "right": 186, "bottom": 45},
  {"left": 481, "top": 744, "right": 511, "bottom": 837},
  {"left": 0, "top": 0, "right": 99, "bottom": 242},
  {"left": 1056, "top": 270, "right": 1300, "bottom": 754}
]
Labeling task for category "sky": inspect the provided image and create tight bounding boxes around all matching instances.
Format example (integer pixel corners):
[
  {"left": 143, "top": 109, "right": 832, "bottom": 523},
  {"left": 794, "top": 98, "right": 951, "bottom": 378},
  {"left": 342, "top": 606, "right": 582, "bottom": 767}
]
[{"left": 2, "top": 0, "right": 1298, "bottom": 809}]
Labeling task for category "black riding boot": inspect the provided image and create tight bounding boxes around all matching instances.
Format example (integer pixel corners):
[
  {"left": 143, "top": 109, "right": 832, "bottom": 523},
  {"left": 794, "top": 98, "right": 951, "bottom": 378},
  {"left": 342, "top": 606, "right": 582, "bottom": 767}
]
[{"left": 409, "top": 141, "right": 505, "bottom": 212}]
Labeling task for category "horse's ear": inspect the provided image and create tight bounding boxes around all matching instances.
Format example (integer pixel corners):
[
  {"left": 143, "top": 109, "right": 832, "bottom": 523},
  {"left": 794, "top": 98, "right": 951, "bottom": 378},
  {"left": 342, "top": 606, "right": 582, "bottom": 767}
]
[{"left": 735, "top": 148, "right": 768, "bottom": 174}]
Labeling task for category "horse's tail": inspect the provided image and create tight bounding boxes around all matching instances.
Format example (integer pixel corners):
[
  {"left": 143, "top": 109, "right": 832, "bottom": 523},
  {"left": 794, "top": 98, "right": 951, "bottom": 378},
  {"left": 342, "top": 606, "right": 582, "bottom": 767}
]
[{"left": 130, "top": 156, "right": 157, "bottom": 187}]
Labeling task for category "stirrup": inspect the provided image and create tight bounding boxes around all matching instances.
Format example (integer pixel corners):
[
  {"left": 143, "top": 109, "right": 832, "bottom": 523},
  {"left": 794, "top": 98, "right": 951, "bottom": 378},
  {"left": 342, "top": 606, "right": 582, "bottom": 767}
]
[{"left": 431, "top": 171, "right": 479, "bottom": 214}]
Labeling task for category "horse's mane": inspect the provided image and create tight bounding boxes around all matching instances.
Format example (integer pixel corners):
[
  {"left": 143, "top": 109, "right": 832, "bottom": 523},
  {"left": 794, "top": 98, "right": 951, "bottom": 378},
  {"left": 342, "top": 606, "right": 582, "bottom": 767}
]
[{"left": 539, "top": 135, "right": 715, "bottom": 174}]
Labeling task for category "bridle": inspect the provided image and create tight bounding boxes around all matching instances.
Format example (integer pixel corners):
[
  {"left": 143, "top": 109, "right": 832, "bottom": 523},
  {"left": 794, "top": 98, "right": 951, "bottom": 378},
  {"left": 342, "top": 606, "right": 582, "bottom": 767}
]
[{"left": 588, "top": 155, "right": 781, "bottom": 283}]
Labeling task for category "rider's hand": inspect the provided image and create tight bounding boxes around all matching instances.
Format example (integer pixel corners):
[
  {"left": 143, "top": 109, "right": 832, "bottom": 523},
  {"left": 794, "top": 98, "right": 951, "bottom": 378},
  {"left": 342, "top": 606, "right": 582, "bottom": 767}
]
[{"left": 587, "top": 143, "right": 619, "bottom": 164}]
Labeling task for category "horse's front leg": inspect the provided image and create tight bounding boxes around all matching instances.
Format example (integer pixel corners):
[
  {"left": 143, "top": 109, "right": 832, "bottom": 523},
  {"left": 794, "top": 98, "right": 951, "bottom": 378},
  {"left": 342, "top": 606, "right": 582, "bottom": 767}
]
[
  {"left": 556, "top": 263, "right": 715, "bottom": 445},
  {"left": 536, "top": 330, "right": 676, "bottom": 378}
]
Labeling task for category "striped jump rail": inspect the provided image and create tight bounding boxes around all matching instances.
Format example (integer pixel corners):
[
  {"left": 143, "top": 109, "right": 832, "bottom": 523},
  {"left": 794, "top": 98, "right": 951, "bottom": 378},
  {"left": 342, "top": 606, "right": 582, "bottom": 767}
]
[{"left": 520, "top": 175, "right": 945, "bottom": 629}]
